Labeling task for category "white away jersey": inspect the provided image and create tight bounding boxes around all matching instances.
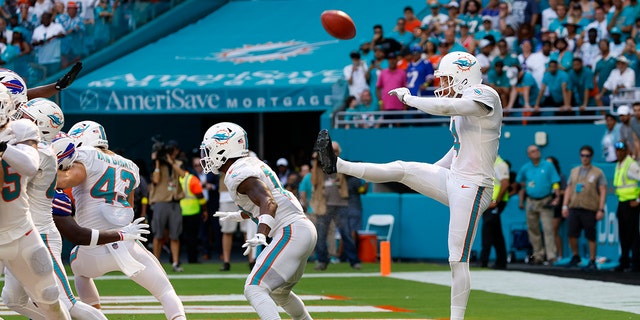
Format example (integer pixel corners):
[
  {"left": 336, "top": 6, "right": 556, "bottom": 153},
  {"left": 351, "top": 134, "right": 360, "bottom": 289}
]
[
  {"left": 450, "top": 84, "right": 502, "bottom": 187},
  {"left": 26, "top": 142, "right": 58, "bottom": 234},
  {"left": 0, "top": 120, "right": 41, "bottom": 244},
  {"left": 72, "top": 147, "right": 140, "bottom": 230},
  {"left": 225, "top": 157, "right": 304, "bottom": 235}
]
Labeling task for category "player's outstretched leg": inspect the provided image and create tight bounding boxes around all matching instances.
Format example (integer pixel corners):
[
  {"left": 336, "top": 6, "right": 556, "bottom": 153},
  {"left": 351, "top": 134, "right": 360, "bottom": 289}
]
[{"left": 315, "top": 129, "right": 337, "bottom": 174}]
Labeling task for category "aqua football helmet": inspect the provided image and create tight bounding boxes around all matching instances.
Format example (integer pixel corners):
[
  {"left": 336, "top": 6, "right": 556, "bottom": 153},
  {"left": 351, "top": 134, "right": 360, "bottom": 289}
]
[
  {"left": 434, "top": 51, "right": 482, "bottom": 98},
  {"left": 0, "top": 69, "right": 27, "bottom": 108},
  {"left": 52, "top": 132, "right": 77, "bottom": 170},
  {"left": 200, "top": 122, "right": 249, "bottom": 174},
  {"left": 15, "top": 98, "right": 64, "bottom": 142},
  {"left": 68, "top": 120, "right": 108, "bottom": 149}
]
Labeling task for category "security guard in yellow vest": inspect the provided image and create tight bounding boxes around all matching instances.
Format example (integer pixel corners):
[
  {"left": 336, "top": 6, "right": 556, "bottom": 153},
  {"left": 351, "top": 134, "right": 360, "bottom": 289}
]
[
  {"left": 180, "top": 170, "right": 207, "bottom": 264},
  {"left": 480, "top": 155, "right": 510, "bottom": 269},
  {"left": 613, "top": 141, "right": 640, "bottom": 272}
]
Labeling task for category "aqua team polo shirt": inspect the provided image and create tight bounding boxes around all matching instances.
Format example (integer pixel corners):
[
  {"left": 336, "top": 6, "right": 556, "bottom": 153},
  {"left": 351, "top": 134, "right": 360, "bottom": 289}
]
[{"left": 516, "top": 160, "right": 561, "bottom": 199}]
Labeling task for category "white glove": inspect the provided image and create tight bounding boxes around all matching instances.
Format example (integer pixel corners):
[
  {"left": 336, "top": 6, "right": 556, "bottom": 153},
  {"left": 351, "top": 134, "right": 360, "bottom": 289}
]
[
  {"left": 213, "top": 210, "right": 244, "bottom": 223},
  {"left": 0, "top": 126, "right": 15, "bottom": 145},
  {"left": 388, "top": 87, "right": 410, "bottom": 104},
  {"left": 119, "top": 217, "right": 151, "bottom": 242},
  {"left": 242, "top": 233, "right": 268, "bottom": 256}
]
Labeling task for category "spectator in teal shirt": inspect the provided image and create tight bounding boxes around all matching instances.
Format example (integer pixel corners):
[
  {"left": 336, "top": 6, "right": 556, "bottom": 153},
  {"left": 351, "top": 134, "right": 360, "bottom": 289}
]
[
  {"left": 549, "top": 38, "right": 573, "bottom": 71},
  {"left": 593, "top": 40, "right": 617, "bottom": 101},
  {"left": 535, "top": 60, "right": 571, "bottom": 115},
  {"left": 474, "top": 16, "right": 502, "bottom": 42},
  {"left": 487, "top": 60, "right": 511, "bottom": 107},
  {"left": 620, "top": 0, "right": 640, "bottom": 41},
  {"left": 506, "top": 64, "right": 539, "bottom": 113},
  {"left": 568, "top": 58, "right": 595, "bottom": 114}
]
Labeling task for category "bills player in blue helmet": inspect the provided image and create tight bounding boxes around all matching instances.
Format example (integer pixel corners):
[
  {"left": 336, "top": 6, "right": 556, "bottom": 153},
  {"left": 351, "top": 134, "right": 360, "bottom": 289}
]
[
  {"left": 56, "top": 121, "right": 186, "bottom": 319},
  {"left": 316, "top": 51, "right": 502, "bottom": 320},
  {"left": 201, "top": 122, "right": 317, "bottom": 320},
  {"left": 0, "top": 62, "right": 82, "bottom": 103}
]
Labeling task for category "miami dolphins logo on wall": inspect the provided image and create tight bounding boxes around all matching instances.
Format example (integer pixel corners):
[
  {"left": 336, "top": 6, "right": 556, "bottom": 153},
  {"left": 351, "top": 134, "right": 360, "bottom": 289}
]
[{"left": 176, "top": 40, "right": 338, "bottom": 64}]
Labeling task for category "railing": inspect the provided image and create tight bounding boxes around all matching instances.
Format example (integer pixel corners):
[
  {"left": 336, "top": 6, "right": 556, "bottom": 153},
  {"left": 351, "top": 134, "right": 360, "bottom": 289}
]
[
  {"left": 610, "top": 87, "right": 640, "bottom": 113},
  {"left": 19, "top": 0, "right": 187, "bottom": 86},
  {"left": 333, "top": 106, "right": 612, "bottom": 128}
]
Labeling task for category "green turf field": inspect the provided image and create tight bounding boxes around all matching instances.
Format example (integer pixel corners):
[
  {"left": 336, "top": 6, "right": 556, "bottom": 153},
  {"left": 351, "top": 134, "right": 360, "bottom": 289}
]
[{"left": 0, "top": 262, "right": 636, "bottom": 319}]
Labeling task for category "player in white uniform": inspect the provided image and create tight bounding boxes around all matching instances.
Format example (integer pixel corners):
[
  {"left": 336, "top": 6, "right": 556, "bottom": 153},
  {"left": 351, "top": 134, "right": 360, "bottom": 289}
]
[
  {"left": 56, "top": 120, "right": 186, "bottom": 320},
  {"left": 316, "top": 51, "right": 502, "bottom": 320},
  {"left": 0, "top": 86, "right": 71, "bottom": 319},
  {"left": 201, "top": 122, "right": 317, "bottom": 320},
  {"left": 1, "top": 99, "right": 139, "bottom": 319}
]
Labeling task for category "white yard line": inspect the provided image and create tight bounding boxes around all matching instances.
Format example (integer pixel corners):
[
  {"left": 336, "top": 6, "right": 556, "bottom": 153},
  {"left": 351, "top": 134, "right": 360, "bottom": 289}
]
[
  {"left": 4, "top": 270, "right": 635, "bottom": 315},
  {"left": 69, "top": 270, "right": 640, "bottom": 315},
  {"left": 390, "top": 271, "right": 640, "bottom": 315},
  {"left": 98, "top": 294, "right": 338, "bottom": 303}
]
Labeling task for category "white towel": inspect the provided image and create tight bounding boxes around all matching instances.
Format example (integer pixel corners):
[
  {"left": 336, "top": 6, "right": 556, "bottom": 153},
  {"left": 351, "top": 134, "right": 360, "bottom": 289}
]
[{"left": 106, "top": 242, "right": 146, "bottom": 277}]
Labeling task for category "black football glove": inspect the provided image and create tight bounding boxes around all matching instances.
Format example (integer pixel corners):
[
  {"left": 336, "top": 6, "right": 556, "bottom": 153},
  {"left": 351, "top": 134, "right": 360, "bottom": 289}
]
[{"left": 55, "top": 61, "right": 83, "bottom": 91}]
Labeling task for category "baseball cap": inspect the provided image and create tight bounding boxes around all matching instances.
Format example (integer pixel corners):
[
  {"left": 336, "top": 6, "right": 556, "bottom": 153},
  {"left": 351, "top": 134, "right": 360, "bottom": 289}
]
[
  {"left": 482, "top": 15, "right": 493, "bottom": 22},
  {"left": 615, "top": 141, "right": 627, "bottom": 150},
  {"left": 617, "top": 56, "right": 630, "bottom": 64},
  {"left": 349, "top": 51, "right": 361, "bottom": 59},
  {"left": 67, "top": 1, "right": 78, "bottom": 7},
  {"left": 617, "top": 105, "right": 632, "bottom": 116},
  {"left": 429, "top": 3, "right": 439, "bottom": 8},
  {"left": 611, "top": 27, "right": 622, "bottom": 34},
  {"left": 410, "top": 44, "right": 422, "bottom": 53},
  {"left": 276, "top": 158, "right": 288, "bottom": 167},
  {"left": 166, "top": 140, "right": 179, "bottom": 149},
  {"left": 446, "top": 1, "right": 459, "bottom": 8},
  {"left": 479, "top": 39, "right": 491, "bottom": 49}
]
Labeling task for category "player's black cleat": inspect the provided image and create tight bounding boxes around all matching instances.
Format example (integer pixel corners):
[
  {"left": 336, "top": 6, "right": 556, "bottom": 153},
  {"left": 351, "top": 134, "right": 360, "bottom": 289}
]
[
  {"left": 55, "top": 61, "right": 83, "bottom": 90},
  {"left": 315, "top": 129, "right": 337, "bottom": 174}
]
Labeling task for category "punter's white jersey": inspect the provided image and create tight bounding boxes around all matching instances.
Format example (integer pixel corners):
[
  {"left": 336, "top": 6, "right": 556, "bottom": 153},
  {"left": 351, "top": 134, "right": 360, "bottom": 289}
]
[
  {"left": 0, "top": 120, "right": 41, "bottom": 244},
  {"left": 225, "top": 157, "right": 304, "bottom": 235},
  {"left": 26, "top": 142, "right": 58, "bottom": 234},
  {"left": 72, "top": 147, "right": 140, "bottom": 230},
  {"left": 450, "top": 84, "right": 502, "bottom": 187}
]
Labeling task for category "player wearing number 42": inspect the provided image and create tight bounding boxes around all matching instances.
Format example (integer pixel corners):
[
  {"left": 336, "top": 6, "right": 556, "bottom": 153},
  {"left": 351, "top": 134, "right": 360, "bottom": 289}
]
[
  {"left": 56, "top": 120, "right": 187, "bottom": 320},
  {"left": 201, "top": 122, "right": 317, "bottom": 320}
]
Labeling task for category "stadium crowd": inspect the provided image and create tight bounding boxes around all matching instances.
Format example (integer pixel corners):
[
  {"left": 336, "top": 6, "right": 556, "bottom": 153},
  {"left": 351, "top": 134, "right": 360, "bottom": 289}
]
[
  {"left": 341, "top": 0, "right": 640, "bottom": 127},
  {"left": 0, "top": 0, "right": 178, "bottom": 85}
]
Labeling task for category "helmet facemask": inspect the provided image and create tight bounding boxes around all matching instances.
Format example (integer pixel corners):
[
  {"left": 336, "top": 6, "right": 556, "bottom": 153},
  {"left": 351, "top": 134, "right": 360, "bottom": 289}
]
[
  {"left": 434, "top": 74, "right": 467, "bottom": 98},
  {"left": 199, "top": 122, "right": 249, "bottom": 174}
]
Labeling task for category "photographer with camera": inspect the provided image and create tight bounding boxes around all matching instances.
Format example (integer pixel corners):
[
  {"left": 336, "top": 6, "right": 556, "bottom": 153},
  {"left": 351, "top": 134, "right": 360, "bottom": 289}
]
[{"left": 149, "top": 138, "right": 186, "bottom": 272}]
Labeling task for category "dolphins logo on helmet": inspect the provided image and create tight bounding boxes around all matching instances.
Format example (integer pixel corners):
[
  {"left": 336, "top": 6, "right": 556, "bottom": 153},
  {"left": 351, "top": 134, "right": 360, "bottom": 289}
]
[
  {"left": 16, "top": 98, "right": 65, "bottom": 142},
  {"left": 200, "top": 122, "right": 249, "bottom": 174},
  {"left": 434, "top": 52, "right": 482, "bottom": 98},
  {"left": 68, "top": 120, "right": 109, "bottom": 149}
]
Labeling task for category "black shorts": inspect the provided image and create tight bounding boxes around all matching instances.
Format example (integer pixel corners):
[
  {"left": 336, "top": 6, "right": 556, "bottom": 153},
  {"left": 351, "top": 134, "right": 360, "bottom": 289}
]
[{"left": 567, "top": 208, "right": 597, "bottom": 241}]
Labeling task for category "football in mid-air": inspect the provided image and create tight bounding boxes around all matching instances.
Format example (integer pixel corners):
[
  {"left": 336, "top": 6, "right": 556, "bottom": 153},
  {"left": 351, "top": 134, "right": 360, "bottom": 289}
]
[{"left": 320, "top": 10, "right": 356, "bottom": 40}]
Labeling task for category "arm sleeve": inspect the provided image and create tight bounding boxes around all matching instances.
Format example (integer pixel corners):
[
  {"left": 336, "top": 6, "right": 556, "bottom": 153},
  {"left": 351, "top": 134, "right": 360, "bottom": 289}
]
[
  {"left": 434, "top": 147, "right": 455, "bottom": 168},
  {"left": 3, "top": 143, "right": 39, "bottom": 177},
  {"left": 403, "top": 95, "right": 491, "bottom": 117},
  {"left": 52, "top": 190, "right": 73, "bottom": 217}
]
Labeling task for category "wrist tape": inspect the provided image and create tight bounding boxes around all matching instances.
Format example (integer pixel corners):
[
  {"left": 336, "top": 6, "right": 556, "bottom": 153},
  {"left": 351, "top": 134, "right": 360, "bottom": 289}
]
[
  {"left": 258, "top": 214, "right": 276, "bottom": 229},
  {"left": 90, "top": 229, "right": 99, "bottom": 246}
]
